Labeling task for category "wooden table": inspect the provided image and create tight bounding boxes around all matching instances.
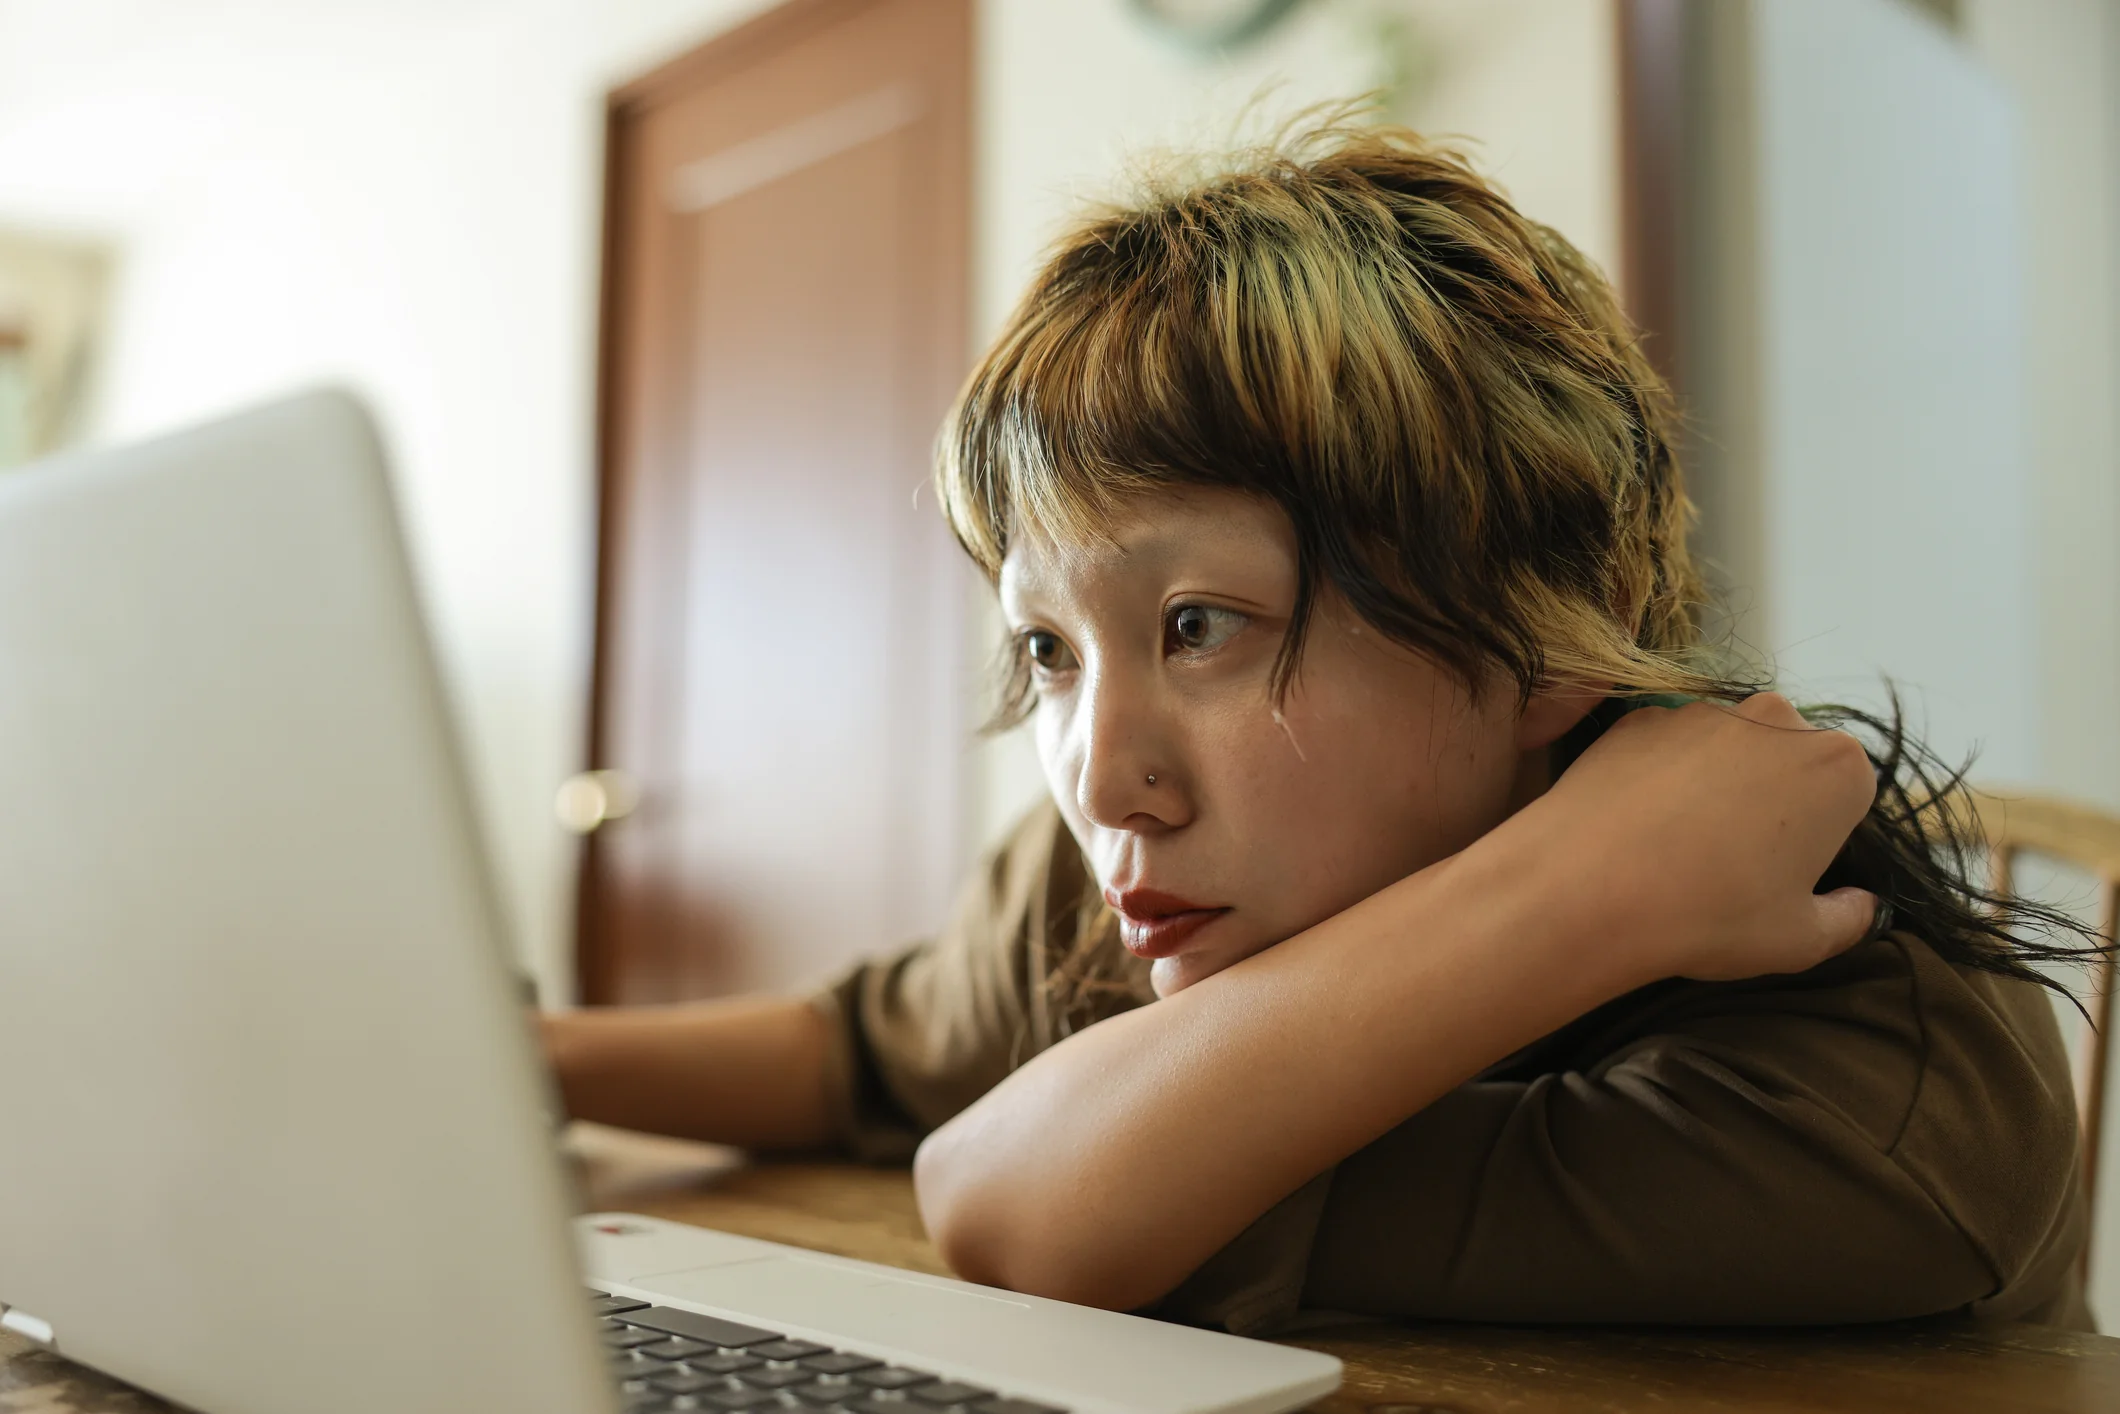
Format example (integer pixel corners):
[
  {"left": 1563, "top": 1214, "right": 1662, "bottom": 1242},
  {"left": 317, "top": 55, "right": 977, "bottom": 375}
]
[{"left": 7, "top": 1124, "right": 2120, "bottom": 1413}]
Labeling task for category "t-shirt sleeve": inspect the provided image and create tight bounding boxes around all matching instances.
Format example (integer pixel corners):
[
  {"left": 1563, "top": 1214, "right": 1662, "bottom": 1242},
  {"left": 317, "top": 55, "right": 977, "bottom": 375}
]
[
  {"left": 1295, "top": 936, "right": 2083, "bottom": 1326},
  {"left": 805, "top": 803, "right": 1067, "bottom": 1164}
]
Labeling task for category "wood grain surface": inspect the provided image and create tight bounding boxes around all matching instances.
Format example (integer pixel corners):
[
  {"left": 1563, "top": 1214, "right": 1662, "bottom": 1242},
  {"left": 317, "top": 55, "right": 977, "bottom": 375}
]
[{"left": 7, "top": 1124, "right": 2120, "bottom": 1413}]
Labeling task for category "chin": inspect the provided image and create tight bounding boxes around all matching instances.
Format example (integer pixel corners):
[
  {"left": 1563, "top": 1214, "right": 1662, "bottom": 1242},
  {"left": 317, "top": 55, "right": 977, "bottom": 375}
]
[
  {"left": 1148, "top": 956, "right": 1194, "bottom": 998},
  {"left": 1148, "top": 948, "right": 1241, "bottom": 998}
]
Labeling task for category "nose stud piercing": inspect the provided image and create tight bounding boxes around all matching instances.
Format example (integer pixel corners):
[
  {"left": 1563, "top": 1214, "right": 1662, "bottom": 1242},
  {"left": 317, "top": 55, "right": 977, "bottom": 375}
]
[{"left": 1146, "top": 773, "right": 1158, "bottom": 786}]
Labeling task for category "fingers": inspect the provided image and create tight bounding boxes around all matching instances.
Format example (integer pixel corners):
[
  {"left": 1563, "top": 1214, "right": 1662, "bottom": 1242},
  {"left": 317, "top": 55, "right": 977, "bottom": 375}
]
[
  {"left": 1809, "top": 887, "right": 1887, "bottom": 964},
  {"left": 1733, "top": 694, "right": 1877, "bottom": 822}
]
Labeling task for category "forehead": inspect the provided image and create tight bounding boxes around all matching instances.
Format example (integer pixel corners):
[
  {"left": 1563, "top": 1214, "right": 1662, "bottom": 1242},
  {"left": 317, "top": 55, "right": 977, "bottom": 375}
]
[{"left": 998, "top": 487, "right": 1293, "bottom": 606}]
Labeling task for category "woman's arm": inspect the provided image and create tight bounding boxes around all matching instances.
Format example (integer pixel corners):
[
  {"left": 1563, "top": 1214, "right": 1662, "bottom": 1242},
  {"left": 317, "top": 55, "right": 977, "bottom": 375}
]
[
  {"left": 542, "top": 801, "right": 1085, "bottom": 1157},
  {"left": 541, "top": 997, "right": 834, "bottom": 1150},
  {"left": 914, "top": 696, "right": 1881, "bottom": 1309}
]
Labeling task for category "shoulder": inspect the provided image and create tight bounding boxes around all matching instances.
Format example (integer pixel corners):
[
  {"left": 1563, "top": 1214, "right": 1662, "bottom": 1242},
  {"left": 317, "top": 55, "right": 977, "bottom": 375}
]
[
  {"left": 959, "top": 797, "right": 1073, "bottom": 930},
  {"left": 1880, "top": 937, "right": 2082, "bottom": 1290},
  {"left": 1557, "top": 934, "right": 2084, "bottom": 1296}
]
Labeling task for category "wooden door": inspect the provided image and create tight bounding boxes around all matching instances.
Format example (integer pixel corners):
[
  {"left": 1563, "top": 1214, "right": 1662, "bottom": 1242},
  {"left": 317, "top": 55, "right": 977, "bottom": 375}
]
[{"left": 580, "top": 0, "right": 972, "bottom": 1004}]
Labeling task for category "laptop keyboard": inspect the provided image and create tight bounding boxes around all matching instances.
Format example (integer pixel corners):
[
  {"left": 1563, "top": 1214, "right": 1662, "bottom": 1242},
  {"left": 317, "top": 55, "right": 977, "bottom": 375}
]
[{"left": 594, "top": 1290, "right": 1069, "bottom": 1414}]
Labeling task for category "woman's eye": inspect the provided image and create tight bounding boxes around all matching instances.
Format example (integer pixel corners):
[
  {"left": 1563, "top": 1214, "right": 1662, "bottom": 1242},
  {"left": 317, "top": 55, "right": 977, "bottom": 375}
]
[
  {"left": 1021, "top": 629, "right": 1077, "bottom": 673},
  {"left": 1165, "top": 604, "right": 1248, "bottom": 656}
]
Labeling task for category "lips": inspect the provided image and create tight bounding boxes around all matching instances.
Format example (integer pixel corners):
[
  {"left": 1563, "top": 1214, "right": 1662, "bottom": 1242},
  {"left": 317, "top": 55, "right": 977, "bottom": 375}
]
[{"left": 1104, "top": 887, "right": 1230, "bottom": 960}]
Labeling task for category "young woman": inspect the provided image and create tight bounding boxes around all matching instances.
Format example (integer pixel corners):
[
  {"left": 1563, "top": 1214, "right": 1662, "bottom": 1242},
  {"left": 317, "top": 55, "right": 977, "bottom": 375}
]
[{"left": 546, "top": 121, "right": 2097, "bottom": 1333}]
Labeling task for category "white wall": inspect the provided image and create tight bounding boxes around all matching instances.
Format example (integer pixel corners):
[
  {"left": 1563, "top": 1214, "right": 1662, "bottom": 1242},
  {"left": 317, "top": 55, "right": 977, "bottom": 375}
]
[
  {"left": 0, "top": 0, "right": 1620, "bottom": 993},
  {"left": 1749, "top": 0, "right": 2035, "bottom": 780},
  {"left": 1962, "top": 0, "right": 2120, "bottom": 808}
]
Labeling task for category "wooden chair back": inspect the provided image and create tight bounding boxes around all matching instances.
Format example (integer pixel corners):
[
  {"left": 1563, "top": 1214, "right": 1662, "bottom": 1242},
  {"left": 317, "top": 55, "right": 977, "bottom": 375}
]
[{"left": 1970, "top": 788, "right": 2120, "bottom": 1214}]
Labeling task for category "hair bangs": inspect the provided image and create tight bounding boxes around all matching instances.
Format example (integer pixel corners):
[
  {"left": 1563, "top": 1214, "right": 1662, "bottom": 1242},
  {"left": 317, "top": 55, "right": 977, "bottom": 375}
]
[
  {"left": 938, "top": 235, "right": 1280, "bottom": 581},
  {"left": 937, "top": 117, "right": 1731, "bottom": 733}
]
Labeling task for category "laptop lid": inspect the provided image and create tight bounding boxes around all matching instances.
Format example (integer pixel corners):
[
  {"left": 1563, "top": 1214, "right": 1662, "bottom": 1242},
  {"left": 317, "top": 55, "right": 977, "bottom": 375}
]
[{"left": 0, "top": 390, "right": 614, "bottom": 1414}]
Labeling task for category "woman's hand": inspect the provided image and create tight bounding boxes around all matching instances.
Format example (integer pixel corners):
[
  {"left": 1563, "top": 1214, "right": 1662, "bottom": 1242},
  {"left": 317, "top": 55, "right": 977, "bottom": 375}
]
[{"left": 1491, "top": 692, "right": 1881, "bottom": 985}]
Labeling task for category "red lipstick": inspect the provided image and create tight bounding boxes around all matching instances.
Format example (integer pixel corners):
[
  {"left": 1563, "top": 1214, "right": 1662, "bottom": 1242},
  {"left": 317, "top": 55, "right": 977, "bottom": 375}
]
[{"left": 1105, "top": 888, "right": 1230, "bottom": 959}]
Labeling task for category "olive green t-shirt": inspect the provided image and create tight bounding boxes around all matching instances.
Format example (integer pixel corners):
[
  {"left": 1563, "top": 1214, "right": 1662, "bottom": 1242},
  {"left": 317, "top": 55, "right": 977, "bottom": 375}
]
[{"left": 807, "top": 802, "right": 2092, "bottom": 1335}]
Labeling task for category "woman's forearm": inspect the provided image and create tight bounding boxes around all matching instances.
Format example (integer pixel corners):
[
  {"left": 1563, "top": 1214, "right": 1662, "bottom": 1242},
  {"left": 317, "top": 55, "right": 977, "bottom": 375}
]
[
  {"left": 913, "top": 830, "right": 1647, "bottom": 1310},
  {"left": 542, "top": 996, "right": 836, "bottom": 1151}
]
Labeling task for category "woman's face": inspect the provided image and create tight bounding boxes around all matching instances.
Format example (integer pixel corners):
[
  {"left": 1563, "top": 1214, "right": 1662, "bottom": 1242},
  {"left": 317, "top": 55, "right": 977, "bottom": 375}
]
[{"left": 1000, "top": 488, "right": 1587, "bottom": 996}]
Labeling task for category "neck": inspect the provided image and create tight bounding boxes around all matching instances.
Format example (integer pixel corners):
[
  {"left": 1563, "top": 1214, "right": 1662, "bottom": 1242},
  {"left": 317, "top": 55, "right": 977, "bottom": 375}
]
[{"left": 1502, "top": 743, "right": 1557, "bottom": 818}]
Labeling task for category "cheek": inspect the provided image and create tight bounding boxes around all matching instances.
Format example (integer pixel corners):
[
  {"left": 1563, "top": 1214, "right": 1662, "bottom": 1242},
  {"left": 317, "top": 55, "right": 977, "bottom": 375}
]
[
  {"left": 1185, "top": 702, "right": 1351, "bottom": 867},
  {"left": 1032, "top": 700, "right": 1087, "bottom": 821},
  {"left": 1257, "top": 683, "right": 1519, "bottom": 884}
]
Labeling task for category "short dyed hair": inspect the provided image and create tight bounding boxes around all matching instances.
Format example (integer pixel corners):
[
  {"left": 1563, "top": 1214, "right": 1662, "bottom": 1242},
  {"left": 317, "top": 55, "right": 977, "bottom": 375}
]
[{"left": 936, "top": 116, "right": 1725, "bottom": 723}]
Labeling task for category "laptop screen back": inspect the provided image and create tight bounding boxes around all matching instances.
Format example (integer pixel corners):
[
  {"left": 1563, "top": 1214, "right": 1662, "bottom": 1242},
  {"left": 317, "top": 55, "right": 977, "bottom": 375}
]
[{"left": 0, "top": 391, "right": 612, "bottom": 1414}]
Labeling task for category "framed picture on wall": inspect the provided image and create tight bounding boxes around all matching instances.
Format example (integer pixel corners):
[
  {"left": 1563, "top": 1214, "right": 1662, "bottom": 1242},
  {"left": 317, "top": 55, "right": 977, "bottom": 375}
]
[{"left": 0, "top": 228, "right": 111, "bottom": 471}]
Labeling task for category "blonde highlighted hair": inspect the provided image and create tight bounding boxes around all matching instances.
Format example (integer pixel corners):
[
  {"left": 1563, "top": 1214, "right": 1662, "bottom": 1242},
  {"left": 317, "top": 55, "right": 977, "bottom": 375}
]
[{"left": 937, "top": 116, "right": 1732, "bottom": 723}]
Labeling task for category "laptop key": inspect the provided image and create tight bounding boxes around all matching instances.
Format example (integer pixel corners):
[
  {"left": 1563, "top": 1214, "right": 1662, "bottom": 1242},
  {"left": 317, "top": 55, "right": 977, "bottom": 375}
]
[
  {"left": 596, "top": 1294, "right": 652, "bottom": 1317},
  {"left": 786, "top": 1378, "right": 858, "bottom": 1403},
  {"left": 854, "top": 1367, "right": 936, "bottom": 1390},
  {"left": 620, "top": 1308, "right": 784, "bottom": 1348},
  {"left": 641, "top": 1336, "right": 715, "bottom": 1360},
  {"left": 604, "top": 1325, "right": 668, "bottom": 1348},
  {"left": 649, "top": 1370, "right": 719, "bottom": 1395},
  {"left": 801, "top": 1352, "right": 880, "bottom": 1375},
  {"left": 692, "top": 1350, "right": 764, "bottom": 1374},
  {"left": 697, "top": 1387, "right": 780, "bottom": 1410},
  {"left": 736, "top": 1364, "right": 816, "bottom": 1389},
  {"left": 973, "top": 1401, "right": 1068, "bottom": 1414},
  {"left": 748, "top": 1338, "right": 830, "bottom": 1361},
  {"left": 912, "top": 1382, "right": 996, "bottom": 1405}
]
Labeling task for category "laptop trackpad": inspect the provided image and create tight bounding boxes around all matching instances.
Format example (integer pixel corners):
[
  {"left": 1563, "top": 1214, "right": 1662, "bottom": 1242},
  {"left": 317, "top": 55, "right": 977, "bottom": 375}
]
[{"left": 637, "top": 1257, "right": 1038, "bottom": 1360}]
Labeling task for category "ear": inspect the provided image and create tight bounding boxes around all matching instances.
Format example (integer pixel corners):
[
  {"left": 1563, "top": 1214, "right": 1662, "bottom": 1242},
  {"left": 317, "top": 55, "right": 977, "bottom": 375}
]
[{"left": 1514, "top": 681, "right": 1609, "bottom": 752}]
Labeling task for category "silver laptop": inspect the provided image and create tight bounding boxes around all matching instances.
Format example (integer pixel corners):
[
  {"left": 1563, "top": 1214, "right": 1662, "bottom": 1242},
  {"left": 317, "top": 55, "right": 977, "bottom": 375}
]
[{"left": 0, "top": 390, "right": 1341, "bottom": 1414}]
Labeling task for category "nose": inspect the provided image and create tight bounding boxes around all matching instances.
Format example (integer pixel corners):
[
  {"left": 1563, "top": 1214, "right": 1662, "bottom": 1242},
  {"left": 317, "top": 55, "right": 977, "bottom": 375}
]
[{"left": 1074, "top": 664, "right": 1190, "bottom": 832}]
